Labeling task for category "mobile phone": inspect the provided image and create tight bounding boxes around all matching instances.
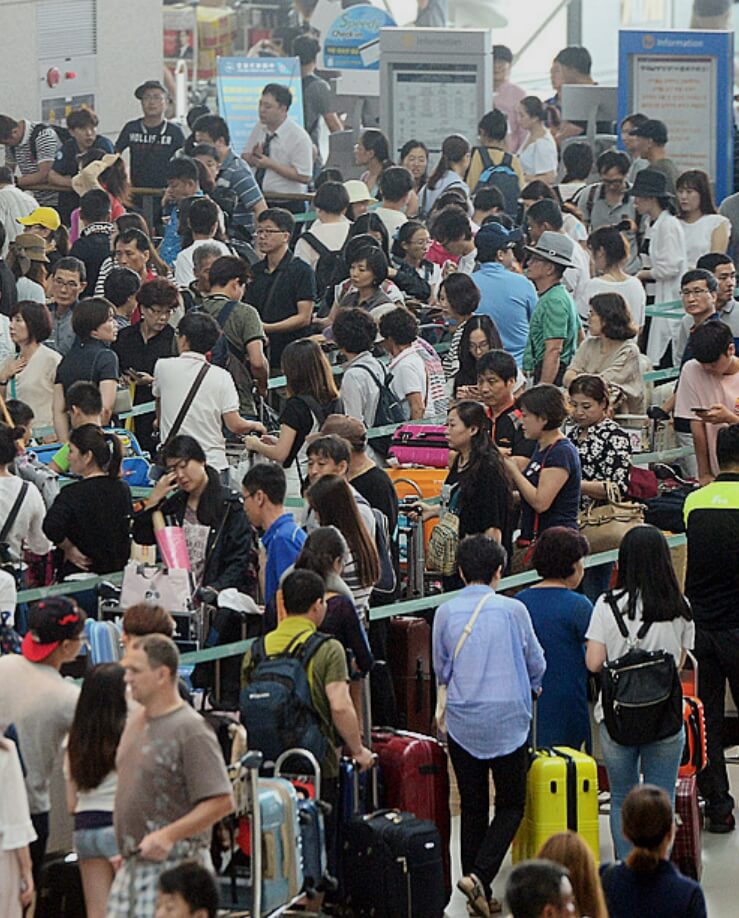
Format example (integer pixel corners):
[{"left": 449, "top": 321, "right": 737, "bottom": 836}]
[{"left": 692, "top": 407, "right": 709, "bottom": 414}]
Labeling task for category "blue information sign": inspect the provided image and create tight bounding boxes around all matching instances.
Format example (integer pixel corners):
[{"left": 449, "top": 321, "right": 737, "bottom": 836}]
[
  {"left": 618, "top": 30, "right": 734, "bottom": 201},
  {"left": 216, "top": 57, "right": 304, "bottom": 158},
  {"left": 323, "top": 5, "right": 396, "bottom": 70}
]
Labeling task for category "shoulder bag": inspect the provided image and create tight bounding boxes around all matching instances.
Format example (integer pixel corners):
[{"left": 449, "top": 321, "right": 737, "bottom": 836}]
[
  {"left": 155, "top": 362, "right": 211, "bottom": 466},
  {"left": 0, "top": 482, "right": 29, "bottom": 578},
  {"left": 426, "top": 485, "right": 461, "bottom": 576},
  {"left": 435, "top": 591, "right": 492, "bottom": 734},
  {"left": 577, "top": 481, "right": 644, "bottom": 554},
  {"left": 600, "top": 591, "right": 683, "bottom": 746}
]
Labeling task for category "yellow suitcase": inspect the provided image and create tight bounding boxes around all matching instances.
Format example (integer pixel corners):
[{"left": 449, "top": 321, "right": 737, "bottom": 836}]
[{"left": 512, "top": 746, "right": 600, "bottom": 864}]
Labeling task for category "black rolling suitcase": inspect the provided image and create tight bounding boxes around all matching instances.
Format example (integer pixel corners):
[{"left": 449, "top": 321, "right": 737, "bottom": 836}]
[
  {"left": 341, "top": 808, "right": 446, "bottom": 918},
  {"left": 35, "top": 853, "right": 86, "bottom": 918}
]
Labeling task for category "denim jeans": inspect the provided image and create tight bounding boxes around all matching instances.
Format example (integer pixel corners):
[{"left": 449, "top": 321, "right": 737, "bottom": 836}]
[{"left": 599, "top": 721, "right": 683, "bottom": 859}]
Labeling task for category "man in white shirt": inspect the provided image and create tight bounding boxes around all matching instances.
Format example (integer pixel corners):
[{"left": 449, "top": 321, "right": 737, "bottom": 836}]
[
  {"left": 153, "top": 311, "right": 264, "bottom": 473},
  {"left": 243, "top": 83, "right": 313, "bottom": 198},
  {"left": 527, "top": 199, "right": 591, "bottom": 322},
  {"left": 0, "top": 166, "right": 36, "bottom": 256},
  {"left": 378, "top": 306, "right": 433, "bottom": 420}
]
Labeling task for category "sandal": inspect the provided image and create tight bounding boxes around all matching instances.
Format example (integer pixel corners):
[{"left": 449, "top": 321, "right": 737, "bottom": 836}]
[{"left": 457, "top": 874, "right": 491, "bottom": 918}]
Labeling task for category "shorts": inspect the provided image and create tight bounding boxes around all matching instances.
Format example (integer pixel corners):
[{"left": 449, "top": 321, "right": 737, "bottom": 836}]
[{"left": 74, "top": 825, "right": 118, "bottom": 860}]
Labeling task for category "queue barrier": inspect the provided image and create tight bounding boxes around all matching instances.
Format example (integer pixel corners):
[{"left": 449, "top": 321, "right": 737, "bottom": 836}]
[{"left": 16, "top": 534, "right": 687, "bottom": 661}]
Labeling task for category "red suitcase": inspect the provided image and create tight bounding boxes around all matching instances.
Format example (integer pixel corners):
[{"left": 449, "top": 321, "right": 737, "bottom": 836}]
[
  {"left": 387, "top": 616, "right": 433, "bottom": 734},
  {"left": 679, "top": 696, "right": 707, "bottom": 779},
  {"left": 671, "top": 774, "right": 702, "bottom": 880},
  {"left": 371, "top": 726, "right": 451, "bottom": 901}
]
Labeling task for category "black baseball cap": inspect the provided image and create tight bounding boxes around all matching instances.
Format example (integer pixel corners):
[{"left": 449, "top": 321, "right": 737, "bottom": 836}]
[
  {"left": 629, "top": 119, "right": 668, "bottom": 145},
  {"left": 21, "top": 597, "right": 86, "bottom": 662},
  {"left": 135, "top": 80, "right": 168, "bottom": 100}
]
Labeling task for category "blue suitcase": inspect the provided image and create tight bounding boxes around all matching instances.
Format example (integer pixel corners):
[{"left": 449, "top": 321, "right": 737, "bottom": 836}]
[
  {"left": 33, "top": 427, "right": 151, "bottom": 486},
  {"left": 275, "top": 748, "right": 331, "bottom": 896},
  {"left": 84, "top": 619, "right": 121, "bottom": 664}
]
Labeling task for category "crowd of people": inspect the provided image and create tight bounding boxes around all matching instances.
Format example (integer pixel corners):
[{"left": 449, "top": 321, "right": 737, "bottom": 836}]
[{"left": 0, "top": 29, "right": 737, "bottom": 918}]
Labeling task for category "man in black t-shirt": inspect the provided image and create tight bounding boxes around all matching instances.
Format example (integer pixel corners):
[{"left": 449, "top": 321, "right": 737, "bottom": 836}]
[
  {"left": 115, "top": 80, "right": 184, "bottom": 204},
  {"left": 476, "top": 350, "right": 534, "bottom": 457},
  {"left": 246, "top": 208, "right": 316, "bottom": 370}
]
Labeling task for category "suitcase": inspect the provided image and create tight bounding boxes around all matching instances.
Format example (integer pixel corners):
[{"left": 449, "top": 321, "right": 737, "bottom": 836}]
[
  {"left": 671, "top": 774, "right": 702, "bottom": 880},
  {"left": 388, "top": 424, "right": 449, "bottom": 468},
  {"left": 35, "top": 853, "right": 86, "bottom": 918},
  {"left": 33, "top": 427, "right": 151, "bottom": 486},
  {"left": 513, "top": 702, "right": 599, "bottom": 864},
  {"left": 386, "top": 616, "right": 432, "bottom": 734},
  {"left": 680, "top": 696, "right": 707, "bottom": 779},
  {"left": 84, "top": 619, "right": 121, "bottom": 663},
  {"left": 388, "top": 468, "right": 447, "bottom": 552},
  {"left": 274, "top": 748, "right": 330, "bottom": 897},
  {"left": 371, "top": 727, "right": 451, "bottom": 901},
  {"left": 341, "top": 808, "right": 447, "bottom": 917}
]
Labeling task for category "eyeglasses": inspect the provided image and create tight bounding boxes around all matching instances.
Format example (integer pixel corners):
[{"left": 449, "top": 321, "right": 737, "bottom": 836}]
[
  {"left": 53, "top": 278, "right": 81, "bottom": 289},
  {"left": 681, "top": 287, "right": 711, "bottom": 298},
  {"left": 255, "top": 228, "right": 287, "bottom": 236},
  {"left": 144, "top": 306, "right": 173, "bottom": 316}
]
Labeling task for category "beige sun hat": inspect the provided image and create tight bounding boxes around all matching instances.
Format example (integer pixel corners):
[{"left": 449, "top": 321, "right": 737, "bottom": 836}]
[{"left": 72, "top": 153, "right": 122, "bottom": 196}]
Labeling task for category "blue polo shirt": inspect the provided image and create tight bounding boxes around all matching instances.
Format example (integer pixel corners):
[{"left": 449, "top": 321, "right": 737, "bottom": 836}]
[
  {"left": 262, "top": 513, "right": 306, "bottom": 604},
  {"left": 472, "top": 262, "right": 538, "bottom": 367}
]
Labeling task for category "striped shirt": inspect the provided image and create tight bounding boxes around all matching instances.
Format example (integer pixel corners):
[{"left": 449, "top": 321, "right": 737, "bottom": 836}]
[
  {"left": 4, "top": 121, "right": 61, "bottom": 206},
  {"left": 216, "top": 149, "right": 264, "bottom": 231}
]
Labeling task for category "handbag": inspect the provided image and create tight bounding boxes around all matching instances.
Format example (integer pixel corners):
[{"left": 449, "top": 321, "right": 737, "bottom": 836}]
[
  {"left": 120, "top": 560, "right": 194, "bottom": 611},
  {"left": 509, "top": 445, "right": 553, "bottom": 575},
  {"left": 600, "top": 591, "right": 683, "bottom": 747},
  {"left": 577, "top": 481, "right": 645, "bottom": 554},
  {"left": 113, "top": 385, "right": 133, "bottom": 416},
  {"left": 426, "top": 487, "right": 460, "bottom": 576},
  {"left": 435, "top": 591, "right": 492, "bottom": 735}
]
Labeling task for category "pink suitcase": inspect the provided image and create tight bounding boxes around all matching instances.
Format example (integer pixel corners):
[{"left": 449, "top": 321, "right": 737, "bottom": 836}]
[
  {"left": 670, "top": 774, "right": 702, "bottom": 880},
  {"left": 388, "top": 425, "right": 449, "bottom": 468}
]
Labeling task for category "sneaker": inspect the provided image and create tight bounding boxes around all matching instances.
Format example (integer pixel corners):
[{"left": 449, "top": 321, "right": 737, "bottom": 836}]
[
  {"left": 457, "top": 874, "right": 491, "bottom": 918},
  {"left": 705, "top": 812, "right": 735, "bottom": 834}
]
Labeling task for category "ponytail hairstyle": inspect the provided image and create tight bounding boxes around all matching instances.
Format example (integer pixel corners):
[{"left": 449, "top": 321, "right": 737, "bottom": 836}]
[
  {"left": 0, "top": 424, "right": 25, "bottom": 466},
  {"left": 392, "top": 219, "right": 427, "bottom": 260},
  {"left": 68, "top": 423, "right": 122, "bottom": 479},
  {"left": 622, "top": 785, "right": 674, "bottom": 874},
  {"left": 587, "top": 221, "right": 632, "bottom": 270},
  {"left": 426, "top": 134, "right": 471, "bottom": 191},
  {"left": 295, "top": 525, "right": 348, "bottom": 579},
  {"left": 358, "top": 128, "right": 393, "bottom": 171}
]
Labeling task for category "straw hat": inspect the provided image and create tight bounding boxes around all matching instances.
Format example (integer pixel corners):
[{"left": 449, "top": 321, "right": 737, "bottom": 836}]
[
  {"left": 12, "top": 232, "right": 49, "bottom": 263},
  {"left": 72, "top": 153, "right": 121, "bottom": 196}
]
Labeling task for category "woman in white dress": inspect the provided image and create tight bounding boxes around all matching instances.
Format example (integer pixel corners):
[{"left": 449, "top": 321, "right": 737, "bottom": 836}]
[
  {"left": 676, "top": 169, "right": 730, "bottom": 268},
  {"left": 517, "top": 96, "right": 559, "bottom": 185}
]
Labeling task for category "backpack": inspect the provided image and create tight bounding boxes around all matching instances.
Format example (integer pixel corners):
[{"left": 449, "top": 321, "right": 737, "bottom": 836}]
[
  {"left": 370, "top": 507, "right": 396, "bottom": 596},
  {"left": 350, "top": 363, "right": 405, "bottom": 459},
  {"left": 301, "top": 231, "right": 343, "bottom": 305},
  {"left": 29, "top": 122, "right": 71, "bottom": 160},
  {"left": 473, "top": 148, "right": 519, "bottom": 217},
  {"left": 240, "top": 631, "right": 331, "bottom": 764},
  {"left": 600, "top": 591, "right": 684, "bottom": 747},
  {"left": 207, "top": 299, "right": 255, "bottom": 395}
]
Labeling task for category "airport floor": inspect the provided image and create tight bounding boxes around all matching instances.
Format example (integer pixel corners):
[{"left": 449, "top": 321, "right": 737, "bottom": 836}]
[{"left": 444, "top": 754, "right": 739, "bottom": 917}]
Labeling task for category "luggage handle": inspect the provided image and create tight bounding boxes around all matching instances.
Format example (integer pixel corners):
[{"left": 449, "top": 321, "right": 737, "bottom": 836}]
[
  {"left": 274, "top": 747, "right": 322, "bottom": 799},
  {"left": 349, "top": 755, "right": 380, "bottom": 814}
]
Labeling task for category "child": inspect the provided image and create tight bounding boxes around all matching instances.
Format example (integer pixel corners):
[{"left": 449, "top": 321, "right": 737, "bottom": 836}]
[
  {"left": 155, "top": 861, "right": 219, "bottom": 918},
  {"left": 49, "top": 381, "right": 103, "bottom": 475},
  {"left": 476, "top": 349, "right": 534, "bottom": 457}
]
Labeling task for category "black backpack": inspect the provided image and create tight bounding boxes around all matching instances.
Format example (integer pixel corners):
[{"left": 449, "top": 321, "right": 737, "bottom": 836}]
[
  {"left": 240, "top": 631, "right": 331, "bottom": 765},
  {"left": 473, "top": 148, "right": 520, "bottom": 217},
  {"left": 29, "top": 122, "right": 71, "bottom": 160},
  {"left": 352, "top": 363, "right": 405, "bottom": 429},
  {"left": 600, "top": 591, "right": 683, "bottom": 747},
  {"left": 301, "top": 231, "right": 343, "bottom": 305}
]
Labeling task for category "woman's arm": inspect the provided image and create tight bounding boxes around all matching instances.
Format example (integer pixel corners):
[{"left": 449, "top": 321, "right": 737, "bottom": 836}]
[
  {"left": 506, "top": 462, "right": 569, "bottom": 514},
  {"left": 407, "top": 391, "right": 425, "bottom": 420},
  {"left": 52, "top": 384, "right": 69, "bottom": 441},
  {"left": 99, "top": 379, "right": 117, "bottom": 427},
  {"left": 710, "top": 220, "right": 730, "bottom": 255},
  {"left": 244, "top": 423, "right": 297, "bottom": 465},
  {"left": 586, "top": 639, "right": 607, "bottom": 673}
]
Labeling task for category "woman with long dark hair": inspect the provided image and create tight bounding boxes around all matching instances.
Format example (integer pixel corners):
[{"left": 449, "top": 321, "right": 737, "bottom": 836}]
[
  {"left": 43, "top": 424, "right": 131, "bottom": 577},
  {"left": 294, "top": 526, "right": 374, "bottom": 676},
  {"left": 354, "top": 128, "right": 393, "bottom": 197},
  {"left": 305, "top": 474, "right": 379, "bottom": 618},
  {"left": 601, "top": 785, "right": 706, "bottom": 917},
  {"left": 400, "top": 139, "right": 429, "bottom": 192},
  {"left": 452, "top": 314, "right": 503, "bottom": 399},
  {"left": 417, "top": 401, "right": 513, "bottom": 587},
  {"left": 134, "top": 434, "right": 255, "bottom": 594},
  {"left": 65, "top": 663, "right": 127, "bottom": 918},
  {"left": 439, "top": 272, "right": 481, "bottom": 384},
  {"left": 585, "top": 525, "right": 694, "bottom": 859},
  {"left": 676, "top": 168, "right": 730, "bottom": 267},
  {"left": 418, "top": 134, "right": 472, "bottom": 217},
  {"left": 244, "top": 339, "right": 341, "bottom": 497},
  {"left": 391, "top": 220, "right": 442, "bottom": 300}
]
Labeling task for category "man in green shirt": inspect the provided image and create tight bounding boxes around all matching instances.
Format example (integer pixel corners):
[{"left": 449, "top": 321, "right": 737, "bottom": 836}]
[
  {"left": 199, "top": 255, "right": 269, "bottom": 417},
  {"left": 523, "top": 231, "right": 582, "bottom": 384}
]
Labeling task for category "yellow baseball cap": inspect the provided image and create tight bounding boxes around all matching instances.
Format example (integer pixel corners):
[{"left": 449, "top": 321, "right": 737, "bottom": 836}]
[{"left": 17, "top": 206, "right": 61, "bottom": 231}]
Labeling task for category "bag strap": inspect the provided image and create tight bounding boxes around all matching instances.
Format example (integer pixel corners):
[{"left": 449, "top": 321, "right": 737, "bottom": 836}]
[
  {"left": 532, "top": 444, "right": 554, "bottom": 539},
  {"left": 0, "top": 482, "right": 29, "bottom": 543},
  {"left": 163, "top": 362, "right": 210, "bottom": 449},
  {"left": 478, "top": 146, "right": 493, "bottom": 171},
  {"left": 452, "top": 591, "right": 492, "bottom": 661},
  {"left": 351, "top": 362, "right": 388, "bottom": 392},
  {"left": 301, "top": 231, "right": 331, "bottom": 259},
  {"left": 605, "top": 590, "right": 651, "bottom": 644},
  {"left": 216, "top": 299, "right": 240, "bottom": 332},
  {"left": 502, "top": 152, "right": 513, "bottom": 168}
]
